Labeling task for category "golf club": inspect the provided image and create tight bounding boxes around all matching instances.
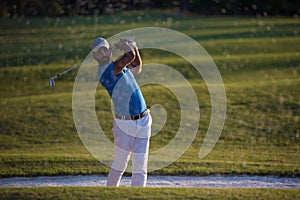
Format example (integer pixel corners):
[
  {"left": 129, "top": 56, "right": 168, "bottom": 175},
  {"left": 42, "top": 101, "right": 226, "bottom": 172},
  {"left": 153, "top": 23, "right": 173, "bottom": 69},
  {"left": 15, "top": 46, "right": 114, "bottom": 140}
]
[
  {"left": 49, "top": 57, "right": 92, "bottom": 87},
  {"left": 49, "top": 39, "right": 135, "bottom": 87},
  {"left": 49, "top": 46, "right": 117, "bottom": 87}
]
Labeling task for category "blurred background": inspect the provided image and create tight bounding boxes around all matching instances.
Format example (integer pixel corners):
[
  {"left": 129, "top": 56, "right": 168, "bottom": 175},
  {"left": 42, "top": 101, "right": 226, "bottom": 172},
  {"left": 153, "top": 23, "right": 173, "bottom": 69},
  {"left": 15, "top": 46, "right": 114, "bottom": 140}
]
[
  {"left": 1, "top": 0, "right": 299, "bottom": 17},
  {"left": 0, "top": 0, "right": 299, "bottom": 179}
]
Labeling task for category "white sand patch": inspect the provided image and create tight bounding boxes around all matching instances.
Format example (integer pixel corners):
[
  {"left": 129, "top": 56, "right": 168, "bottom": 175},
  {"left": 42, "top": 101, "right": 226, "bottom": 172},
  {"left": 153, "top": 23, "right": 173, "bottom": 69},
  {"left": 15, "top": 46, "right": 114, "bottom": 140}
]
[{"left": 1, "top": 175, "right": 299, "bottom": 188}]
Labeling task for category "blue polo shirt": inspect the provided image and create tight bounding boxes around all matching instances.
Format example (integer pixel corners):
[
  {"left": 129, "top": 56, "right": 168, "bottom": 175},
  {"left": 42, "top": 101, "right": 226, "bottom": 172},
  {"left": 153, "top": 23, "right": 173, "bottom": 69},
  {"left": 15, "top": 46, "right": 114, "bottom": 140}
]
[{"left": 98, "top": 61, "right": 147, "bottom": 116}]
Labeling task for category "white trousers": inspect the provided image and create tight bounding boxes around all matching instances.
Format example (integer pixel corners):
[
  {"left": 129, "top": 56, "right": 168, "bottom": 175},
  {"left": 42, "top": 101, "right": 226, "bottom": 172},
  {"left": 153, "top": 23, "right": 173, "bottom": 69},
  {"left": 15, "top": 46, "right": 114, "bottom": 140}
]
[{"left": 107, "top": 113, "right": 152, "bottom": 187}]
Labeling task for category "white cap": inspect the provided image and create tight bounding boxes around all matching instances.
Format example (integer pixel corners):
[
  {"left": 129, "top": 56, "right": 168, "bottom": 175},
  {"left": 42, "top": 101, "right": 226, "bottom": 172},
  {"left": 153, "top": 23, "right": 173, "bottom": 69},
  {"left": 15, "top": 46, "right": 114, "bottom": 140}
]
[{"left": 91, "top": 38, "right": 110, "bottom": 52}]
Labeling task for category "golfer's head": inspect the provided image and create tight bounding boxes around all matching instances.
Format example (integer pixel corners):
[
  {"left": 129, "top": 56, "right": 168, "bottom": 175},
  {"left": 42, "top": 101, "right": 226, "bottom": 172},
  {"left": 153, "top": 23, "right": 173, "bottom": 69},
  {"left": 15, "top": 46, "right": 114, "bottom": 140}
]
[{"left": 91, "top": 38, "right": 112, "bottom": 65}]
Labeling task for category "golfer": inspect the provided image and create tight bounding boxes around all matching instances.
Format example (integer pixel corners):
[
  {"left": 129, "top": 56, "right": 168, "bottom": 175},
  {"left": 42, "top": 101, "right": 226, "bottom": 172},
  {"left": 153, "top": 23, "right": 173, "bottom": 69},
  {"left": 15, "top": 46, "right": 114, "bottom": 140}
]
[{"left": 91, "top": 37, "right": 152, "bottom": 187}]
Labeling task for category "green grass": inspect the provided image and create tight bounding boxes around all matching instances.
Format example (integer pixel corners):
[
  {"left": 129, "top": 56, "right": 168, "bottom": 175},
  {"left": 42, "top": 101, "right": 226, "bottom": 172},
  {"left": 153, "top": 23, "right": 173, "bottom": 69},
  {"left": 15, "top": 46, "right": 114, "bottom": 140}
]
[
  {"left": 0, "top": 187, "right": 299, "bottom": 200},
  {"left": 0, "top": 11, "right": 299, "bottom": 179}
]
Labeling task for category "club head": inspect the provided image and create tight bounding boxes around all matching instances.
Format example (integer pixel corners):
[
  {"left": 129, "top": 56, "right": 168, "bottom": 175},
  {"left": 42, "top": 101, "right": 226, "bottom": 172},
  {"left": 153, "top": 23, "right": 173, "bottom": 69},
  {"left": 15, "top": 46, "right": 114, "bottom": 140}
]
[{"left": 49, "top": 78, "right": 55, "bottom": 87}]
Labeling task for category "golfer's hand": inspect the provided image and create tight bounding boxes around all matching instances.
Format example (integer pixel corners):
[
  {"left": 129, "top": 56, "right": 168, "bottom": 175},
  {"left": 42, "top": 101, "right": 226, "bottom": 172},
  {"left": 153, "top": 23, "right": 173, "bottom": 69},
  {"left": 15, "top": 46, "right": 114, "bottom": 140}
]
[
  {"left": 121, "top": 37, "right": 138, "bottom": 50},
  {"left": 128, "top": 40, "right": 137, "bottom": 50},
  {"left": 115, "top": 40, "right": 131, "bottom": 51}
]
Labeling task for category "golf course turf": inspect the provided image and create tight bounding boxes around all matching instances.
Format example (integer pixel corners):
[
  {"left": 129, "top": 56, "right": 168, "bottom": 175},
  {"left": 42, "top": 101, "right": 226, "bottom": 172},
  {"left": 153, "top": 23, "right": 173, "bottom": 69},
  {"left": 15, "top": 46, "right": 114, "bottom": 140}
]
[{"left": 0, "top": 10, "right": 299, "bottom": 199}]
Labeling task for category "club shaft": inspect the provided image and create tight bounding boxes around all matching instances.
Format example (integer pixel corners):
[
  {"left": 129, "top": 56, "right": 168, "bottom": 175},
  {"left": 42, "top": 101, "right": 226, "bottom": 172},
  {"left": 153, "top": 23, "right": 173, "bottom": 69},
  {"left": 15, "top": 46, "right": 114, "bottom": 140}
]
[
  {"left": 51, "top": 57, "right": 92, "bottom": 80},
  {"left": 50, "top": 45, "right": 115, "bottom": 81}
]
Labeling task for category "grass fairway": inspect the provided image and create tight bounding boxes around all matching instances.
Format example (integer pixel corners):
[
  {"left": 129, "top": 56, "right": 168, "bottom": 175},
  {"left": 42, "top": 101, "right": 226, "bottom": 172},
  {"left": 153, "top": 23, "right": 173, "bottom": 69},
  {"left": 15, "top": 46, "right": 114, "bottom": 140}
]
[
  {"left": 0, "top": 8, "right": 299, "bottom": 184},
  {"left": 0, "top": 187, "right": 299, "bottom": 200}
]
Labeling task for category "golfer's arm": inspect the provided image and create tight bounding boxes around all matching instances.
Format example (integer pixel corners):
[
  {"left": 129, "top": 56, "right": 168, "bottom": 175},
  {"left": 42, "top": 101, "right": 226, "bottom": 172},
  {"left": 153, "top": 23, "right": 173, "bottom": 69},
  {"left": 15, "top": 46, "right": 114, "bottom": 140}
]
[
  {"left": 114, "top": 47, "right": 136, "bottom": 75},
  {"left": 128, "top": 48, "right": 142, "bottom": 75}
]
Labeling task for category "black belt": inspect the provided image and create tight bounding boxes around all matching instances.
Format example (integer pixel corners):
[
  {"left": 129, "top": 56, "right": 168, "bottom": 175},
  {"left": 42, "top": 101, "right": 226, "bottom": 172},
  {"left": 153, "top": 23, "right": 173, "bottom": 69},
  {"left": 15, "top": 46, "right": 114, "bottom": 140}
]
[{"left": 115, "top": 109, "right": 149, "bottom": 120}]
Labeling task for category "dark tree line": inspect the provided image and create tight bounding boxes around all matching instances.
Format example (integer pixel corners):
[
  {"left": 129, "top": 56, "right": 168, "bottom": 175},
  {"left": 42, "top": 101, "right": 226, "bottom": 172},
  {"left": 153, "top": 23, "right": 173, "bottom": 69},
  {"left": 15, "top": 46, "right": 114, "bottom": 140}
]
[{"left": 1, "top": 0, "right": 299, "bottom": 17}]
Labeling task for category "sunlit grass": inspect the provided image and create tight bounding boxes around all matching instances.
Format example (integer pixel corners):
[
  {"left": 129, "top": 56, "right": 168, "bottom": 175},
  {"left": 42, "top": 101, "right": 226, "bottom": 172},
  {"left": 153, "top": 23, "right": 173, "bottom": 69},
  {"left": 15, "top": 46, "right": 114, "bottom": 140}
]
[
  {"left": 0, "top": 13, "right": 299, "bottom": 177},
  {"left": 1, "top": 13, "right": 299, "bottom": 66},
  {"left": 1, "top": 187, "right": 299, "bottom": 200}
]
